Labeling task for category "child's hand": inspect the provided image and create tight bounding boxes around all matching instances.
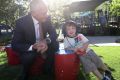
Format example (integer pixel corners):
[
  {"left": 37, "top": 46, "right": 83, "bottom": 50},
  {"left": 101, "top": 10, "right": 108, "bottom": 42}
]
[
  {"left": 76, "top": 48, "right": 86, "bottom": 55},
  {"left": 77, "top": 48, "right": 85, "bottom": 52},
  {"left": 73, "top": 48, "right": 79, "bottom": 52}
]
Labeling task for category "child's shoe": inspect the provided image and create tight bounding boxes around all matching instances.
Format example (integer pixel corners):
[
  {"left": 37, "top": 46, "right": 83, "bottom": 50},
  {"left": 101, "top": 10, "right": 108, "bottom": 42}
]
[
  {"left": 102, "top": 76, "right": 111, "bottom": 80},
  {"left": 102, "top": 70, "right": 112, "bottom": 80}
]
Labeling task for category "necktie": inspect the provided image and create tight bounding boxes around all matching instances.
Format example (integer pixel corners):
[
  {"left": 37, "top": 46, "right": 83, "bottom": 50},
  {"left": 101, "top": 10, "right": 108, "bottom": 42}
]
[
  {"left": 38, "top": 23, "right": 44, "bottom": 41},
  {"left": 38, "top": 23, "right": 46, "bottom": 59}
]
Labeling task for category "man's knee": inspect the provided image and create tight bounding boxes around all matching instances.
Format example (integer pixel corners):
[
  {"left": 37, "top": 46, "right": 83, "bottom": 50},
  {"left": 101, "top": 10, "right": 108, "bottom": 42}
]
[{"left": 20, "top": 52, "right": 37, "bottom": 65}]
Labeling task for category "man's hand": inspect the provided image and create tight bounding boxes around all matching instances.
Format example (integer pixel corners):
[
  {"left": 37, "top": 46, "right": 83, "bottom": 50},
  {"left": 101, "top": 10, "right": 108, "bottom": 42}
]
[
  {"left": 32, "top": 42, "right": 39, "bottom": 50},
  {"left": 40, "top": 43, "right": 48, "bottom": 54},
  {"left": 33, "top": 40, "right": 48, "bottom": 53}
]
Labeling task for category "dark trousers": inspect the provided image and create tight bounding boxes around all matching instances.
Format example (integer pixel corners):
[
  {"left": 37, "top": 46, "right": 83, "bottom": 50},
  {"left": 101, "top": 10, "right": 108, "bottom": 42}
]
[
  {"left": 43, "top": 50, "right": 55, "bottom": 75},
  {"left": 18, "top": 50, "right": 55, "bottom": 80},
  {"left": 19, "top": 51, "right": 37, "bottom": 80}
]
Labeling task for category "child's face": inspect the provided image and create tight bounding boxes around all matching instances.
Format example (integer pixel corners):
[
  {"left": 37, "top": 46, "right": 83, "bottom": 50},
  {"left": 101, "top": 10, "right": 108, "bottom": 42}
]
[{"left": 66, "top": 25, "right": 76, "bottom": 37}]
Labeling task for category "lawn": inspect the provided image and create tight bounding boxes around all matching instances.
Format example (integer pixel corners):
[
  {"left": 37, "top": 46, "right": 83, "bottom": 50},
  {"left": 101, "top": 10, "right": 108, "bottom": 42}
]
[
  {"left": 90, "top": 46, "right": 120, "bottom": 80},
  {"left": 0, "top": 46, "right": 120, "bottom": 80}
]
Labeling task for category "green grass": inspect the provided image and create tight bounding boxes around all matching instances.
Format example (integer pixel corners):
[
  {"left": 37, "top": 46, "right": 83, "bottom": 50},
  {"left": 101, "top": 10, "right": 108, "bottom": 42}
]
[
  {"left": 90, "top": 46, "right": 120, "bottom": 80},
  {"left": 0, "top": 46, "right": 120, "bottom": 80}
]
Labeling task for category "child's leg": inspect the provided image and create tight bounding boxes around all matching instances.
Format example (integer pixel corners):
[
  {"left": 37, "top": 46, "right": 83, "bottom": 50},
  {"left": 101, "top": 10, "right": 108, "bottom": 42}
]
[
  {"left": 87, "top": 49, "right": 109, "bottom": 72},
  {"left": 99, "top": 63, "right": 109, "bottom": 75},
  {"left": 88, "top": 49, "right": 112, "bottom": 80},
  {"left": 101, "top": 64, "right": 108, "bottom": 70},
  {"left": 92, "top": 69, "right": 103, "bottom": 80},
  {"left": 79, "top": 55, "right": 103, "bottom": 80}
]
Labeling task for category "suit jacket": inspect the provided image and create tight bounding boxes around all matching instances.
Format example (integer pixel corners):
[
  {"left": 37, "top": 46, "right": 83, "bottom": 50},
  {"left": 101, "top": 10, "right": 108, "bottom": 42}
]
[{"left": 12, "top": 14, "right": 59, "bottom": 53}]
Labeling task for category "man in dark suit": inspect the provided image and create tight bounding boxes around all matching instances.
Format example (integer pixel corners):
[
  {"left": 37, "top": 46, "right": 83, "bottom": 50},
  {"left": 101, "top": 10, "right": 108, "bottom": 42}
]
[{"left": 11, "top": 0, "right": 59, "bottom": 80}]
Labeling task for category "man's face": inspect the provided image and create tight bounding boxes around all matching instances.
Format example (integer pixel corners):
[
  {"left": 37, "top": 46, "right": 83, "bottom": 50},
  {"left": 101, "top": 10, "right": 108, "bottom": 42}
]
[{"left": 32, "top": 2, "right": 48, "bottom": 22}]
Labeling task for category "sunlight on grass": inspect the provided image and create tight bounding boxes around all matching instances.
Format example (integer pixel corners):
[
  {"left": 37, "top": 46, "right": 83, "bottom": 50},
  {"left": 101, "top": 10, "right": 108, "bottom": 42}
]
[
  {"left": 0, "top": 52, "right": 7, "bottom": 65},
  {"left": 91, "top": 46, "right": 120, "bottom": 80}
]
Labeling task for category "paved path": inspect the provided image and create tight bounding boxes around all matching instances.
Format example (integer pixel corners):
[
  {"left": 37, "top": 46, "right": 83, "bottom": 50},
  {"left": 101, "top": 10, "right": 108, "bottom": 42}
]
[{"left": 87, "top": 36, "right": 120, "bottom": 46}]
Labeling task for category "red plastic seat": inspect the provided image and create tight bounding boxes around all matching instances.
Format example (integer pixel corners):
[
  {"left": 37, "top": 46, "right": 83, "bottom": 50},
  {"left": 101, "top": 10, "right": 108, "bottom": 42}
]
[
  {"left": 55, "top": 52, "right": 80, "bottom": 80},
  {"left": 5, "top": 46, "right": 45, "bottom": 75}
]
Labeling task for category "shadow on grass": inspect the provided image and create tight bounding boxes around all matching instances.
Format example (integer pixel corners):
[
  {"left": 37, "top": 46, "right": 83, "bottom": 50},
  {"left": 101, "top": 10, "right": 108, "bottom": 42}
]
[
  {"left": 98, "top": 55, "right": 116, "bottom": 72},
  {"left": 0, "top": 63, "right": 21, "bottom": 80},
  {"left": 0, "top": 52, "right": 20, "bottom": 80},
  {"left": 0, "top": 64, "right": 87, "bottom": 80},
  {"left": 104, "top": 63, "right": 116, "bottom": 80},
  {"left": 98, "top": 55, "right": 104, "bottom": 58},
  {"left": 104, "top": 63, "right": 115, "bottom": 72},
  {"left": 98, "top": 55, "right": 116, "bottom": 80},
  {"left": 78, "top": 67, "right": 91, "bottom": 80}
]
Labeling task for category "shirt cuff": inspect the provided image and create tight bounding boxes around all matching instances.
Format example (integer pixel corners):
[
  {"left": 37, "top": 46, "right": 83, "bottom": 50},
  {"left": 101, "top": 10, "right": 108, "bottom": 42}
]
[{"left": 28, "top": 45, "right": 33, "bottom": 51}]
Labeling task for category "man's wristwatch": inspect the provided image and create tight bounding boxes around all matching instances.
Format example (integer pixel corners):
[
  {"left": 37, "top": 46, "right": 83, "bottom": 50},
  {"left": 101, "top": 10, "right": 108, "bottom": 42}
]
[{"left": 45, "top": 38, "right": 51, "bottom": 44}]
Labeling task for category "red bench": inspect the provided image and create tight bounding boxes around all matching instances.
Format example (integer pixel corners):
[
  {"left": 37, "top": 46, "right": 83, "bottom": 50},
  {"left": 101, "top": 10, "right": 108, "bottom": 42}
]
[
  {"left": 55, "top": 50, "right": 80, "bottom": 80},
  {"left": 5, "top": 46, "right": 45, "bottom": 75},
  {"left": 5, "top": 45, "right": 81, "bottom": 79}
]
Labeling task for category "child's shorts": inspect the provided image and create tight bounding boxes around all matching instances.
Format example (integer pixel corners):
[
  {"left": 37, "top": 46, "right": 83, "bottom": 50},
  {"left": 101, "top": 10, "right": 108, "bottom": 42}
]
[{"left": 79, "top": 49, "right": 104, "bottom": 74}]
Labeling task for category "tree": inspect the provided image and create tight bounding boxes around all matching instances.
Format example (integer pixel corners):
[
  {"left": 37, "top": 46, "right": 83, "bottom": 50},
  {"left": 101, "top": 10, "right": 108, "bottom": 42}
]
[
  {"left": 48, "top": 0, "right": 66, "bottom": 26},
  {"left": 0, "top": 0, "right": 28, "bottom": 27},
  {"left": 110, "top": 0, "right": 120, "bottom": 16}
]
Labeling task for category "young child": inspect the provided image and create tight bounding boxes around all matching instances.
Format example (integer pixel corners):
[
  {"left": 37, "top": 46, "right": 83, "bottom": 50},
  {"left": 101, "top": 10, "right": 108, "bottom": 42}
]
[{"left": 63, "top": 20, "right": 112, "bottom": 80}]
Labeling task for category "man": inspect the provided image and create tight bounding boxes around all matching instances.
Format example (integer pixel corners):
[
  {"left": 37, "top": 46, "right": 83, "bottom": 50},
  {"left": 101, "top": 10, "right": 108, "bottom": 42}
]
[{"left": 11, "top": 0, "right": 59, "bottom": 80}]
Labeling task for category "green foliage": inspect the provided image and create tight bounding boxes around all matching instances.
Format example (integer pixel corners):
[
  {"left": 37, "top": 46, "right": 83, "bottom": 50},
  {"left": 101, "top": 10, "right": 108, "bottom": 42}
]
[
  {"left": 0, "top": 34, "right": 12, "bottom": 46},
  {"left": 0, "top": 0, "right": 28, "bottom": 27},
  {"left": 48, "top": 0, "right": 66, "bottom": 25},
  {"left": 0, "top": 0, "right": 66, "bottom": 28},
  {"left": 110, "top": 0, "right": 120, "bottom": 16}
]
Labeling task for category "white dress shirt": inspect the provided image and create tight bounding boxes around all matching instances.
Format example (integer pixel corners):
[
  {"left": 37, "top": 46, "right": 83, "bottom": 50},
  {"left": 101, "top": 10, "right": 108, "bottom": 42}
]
[
  {"left": 28, "top": 16, "right": 41, "bottom": 51},
  {"left": 32, "top": 16, "right": 41, "bottom": 42}
]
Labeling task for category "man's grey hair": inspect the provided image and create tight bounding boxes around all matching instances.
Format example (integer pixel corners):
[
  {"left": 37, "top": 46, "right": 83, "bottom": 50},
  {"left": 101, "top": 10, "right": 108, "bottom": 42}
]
[{"left": 30, "top": 0, "right": 47, "bottom": 12}]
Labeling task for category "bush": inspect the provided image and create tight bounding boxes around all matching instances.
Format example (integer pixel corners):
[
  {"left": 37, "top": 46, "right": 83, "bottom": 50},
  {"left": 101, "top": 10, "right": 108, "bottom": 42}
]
[
  {"left": 115, "top": 39, "right": 120, "bottom": 43},
  {"left": 0, "top": 34, "right": 12, "bottom": 46}
]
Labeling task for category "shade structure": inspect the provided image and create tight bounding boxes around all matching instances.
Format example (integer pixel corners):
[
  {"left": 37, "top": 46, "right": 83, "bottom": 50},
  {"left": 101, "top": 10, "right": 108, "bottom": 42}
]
[{"left": 66, "top": 0, "right": 108, "bottom": 12}]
